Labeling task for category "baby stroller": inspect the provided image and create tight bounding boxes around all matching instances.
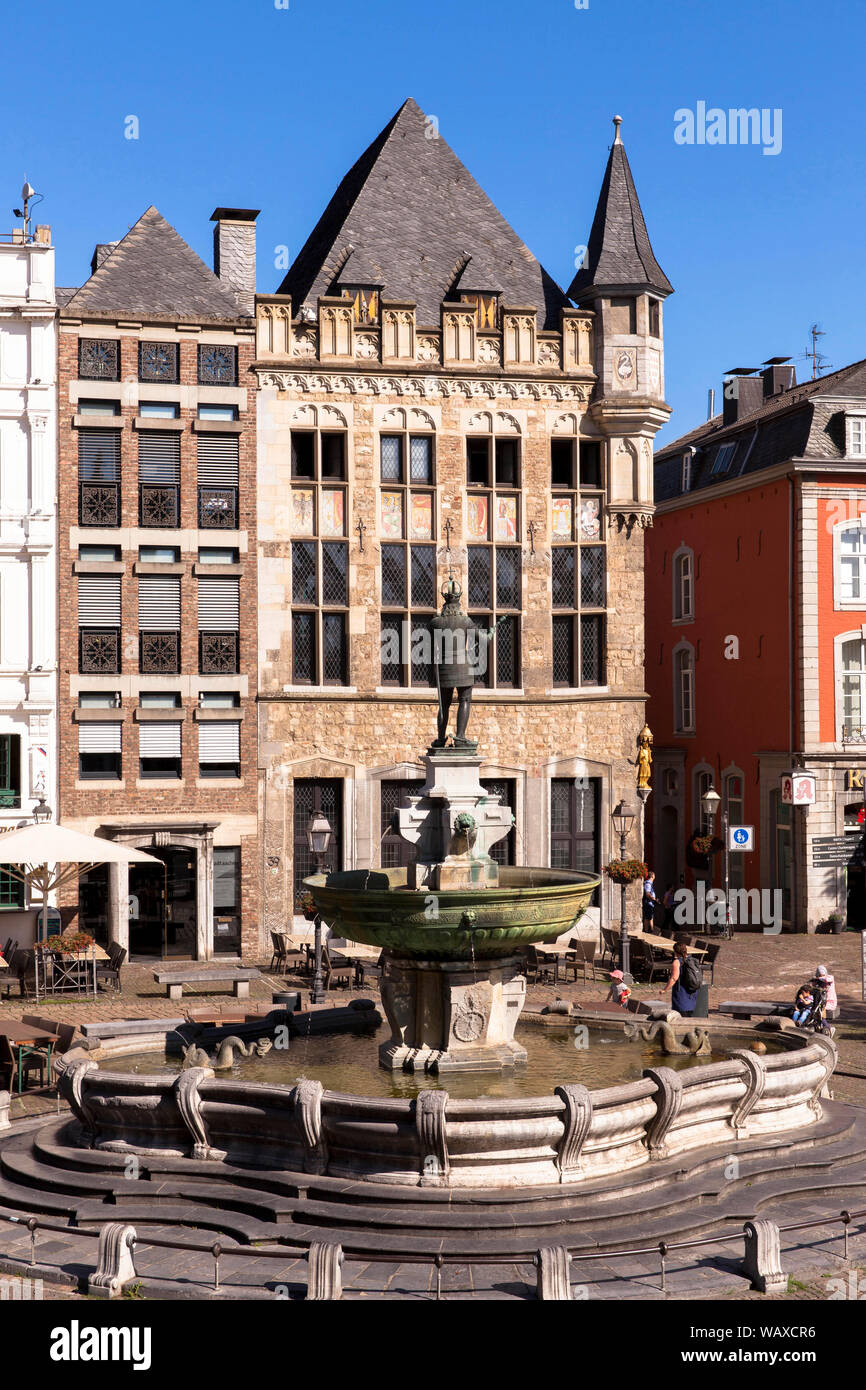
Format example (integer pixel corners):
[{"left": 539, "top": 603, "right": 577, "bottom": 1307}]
[{"left": 801, "top": 978, "right": 832, "bottom": 1035}]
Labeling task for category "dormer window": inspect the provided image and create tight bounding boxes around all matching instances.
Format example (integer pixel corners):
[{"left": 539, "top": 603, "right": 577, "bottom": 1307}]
[
  {"left": 681, "top": 450, "right": 693, "bottom": 492},
  {"left": 343, "top": 287, "right": 379, "bottom": 324},
  {"left": 711, "top": 442, "right": 737, "bottom": 476},
  {"left": 848, "top": 415, "right": 866, "bottom": 459},
  {"left": 460, "top": 293, "right": 498, "bottom": 330}
]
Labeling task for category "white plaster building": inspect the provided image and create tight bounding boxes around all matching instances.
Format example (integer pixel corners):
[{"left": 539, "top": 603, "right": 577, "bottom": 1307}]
[{"left": 0, "top": 219, "right": 57, "bottom": 924}]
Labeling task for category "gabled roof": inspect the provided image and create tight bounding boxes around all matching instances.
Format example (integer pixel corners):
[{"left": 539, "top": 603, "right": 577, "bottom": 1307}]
[
  {"left": 568, "top": 117, "right": 672, "bottom": 303},
  {"left": 63, "top": 206, "right": 249, "bottom": 322},
  {"left": 278, "top": 98, "right": 569, "bottom": 329},
  {"left": 654, "top": 358, "right": 866, "bottom": 502}
]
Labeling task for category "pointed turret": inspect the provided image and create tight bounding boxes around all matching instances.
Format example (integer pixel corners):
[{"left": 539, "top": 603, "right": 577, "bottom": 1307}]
[{"left": 568, "top": 116, "right": 672, "bottom": 303}]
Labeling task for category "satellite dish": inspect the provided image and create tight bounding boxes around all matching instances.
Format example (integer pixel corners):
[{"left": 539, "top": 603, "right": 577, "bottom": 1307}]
[{"left": 22, "top": 182, "right": 35, "bottom": 200}]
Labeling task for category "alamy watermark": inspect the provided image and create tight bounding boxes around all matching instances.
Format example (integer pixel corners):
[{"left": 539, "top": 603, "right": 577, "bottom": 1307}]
[
  {"left": 673, "top": 884, "right": 782, "bottom": 934},
  {"left": 674, "top": 102, "right": 782, "bottom": 156}
]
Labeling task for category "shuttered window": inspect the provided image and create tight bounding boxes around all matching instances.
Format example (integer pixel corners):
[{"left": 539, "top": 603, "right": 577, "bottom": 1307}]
[
  {"left": 78, "top": 723, "right": 122, "bottom": 753},
  {"left": 138, "top": 431, "right": 181, "bottom": 483},
  {"left": 197, "top": 435, "right": 239, "bottom": 486},
  {"left": 197, "top": 577, "right": 239, "bottom": 631},
  {"left": 139, "top": 723, "right": 182, "bottom": 757},
  {"left": 198, "top": 722, "right": 240, "bottom": 763},
  {"left": 78, "top": 430, "right": 120, "bottom": 481},
  {"left": 78, "top": 576, "right": 121, "bottom": 626},
  {"left": 138, "top": 577, "right": 181, "bottom": 630}
]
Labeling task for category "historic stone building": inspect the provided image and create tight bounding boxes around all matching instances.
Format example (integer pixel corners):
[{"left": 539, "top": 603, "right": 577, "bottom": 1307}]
[
  {"left": 56, "top": 207, "right": 259, "bottom": 959},
  {"left": 0, "top": 212, "right": 57, "bottom": 937},
  {"left": 255, "top": 101, "right": 672, "bottom": 937}
]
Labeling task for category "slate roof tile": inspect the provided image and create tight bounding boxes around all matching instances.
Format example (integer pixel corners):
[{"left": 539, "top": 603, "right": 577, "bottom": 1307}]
[
  {"left": 278, "top": 98, "right": 569, "bottom": 329},
  {"left": 63, "top": 206, "right": 249, "bottom": 322}
]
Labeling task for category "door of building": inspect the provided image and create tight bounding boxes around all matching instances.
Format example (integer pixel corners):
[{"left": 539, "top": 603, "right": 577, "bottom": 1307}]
[{"left": 129, "top": 846, "right": 198, "bottom": 958}]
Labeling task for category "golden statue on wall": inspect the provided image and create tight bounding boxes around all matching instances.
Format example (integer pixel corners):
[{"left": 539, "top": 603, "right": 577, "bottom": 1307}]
[{"left": 636, "top": 723, "right": 653, "bottom": 790}]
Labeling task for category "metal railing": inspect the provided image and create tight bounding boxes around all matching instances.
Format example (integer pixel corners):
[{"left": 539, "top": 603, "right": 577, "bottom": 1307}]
[{"left": 1, "top": 1203, "right": 864, "bottom": 1301}]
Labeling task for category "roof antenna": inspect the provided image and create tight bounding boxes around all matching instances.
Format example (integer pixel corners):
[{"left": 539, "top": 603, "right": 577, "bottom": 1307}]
[{"left": 803, "top": 323, "right": 832, "bottom": 379}]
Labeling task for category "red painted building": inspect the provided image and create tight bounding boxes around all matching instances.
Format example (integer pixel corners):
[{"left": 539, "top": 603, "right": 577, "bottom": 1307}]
[{"left": 646, "top": 357, "right": 866, "bottom": 931}]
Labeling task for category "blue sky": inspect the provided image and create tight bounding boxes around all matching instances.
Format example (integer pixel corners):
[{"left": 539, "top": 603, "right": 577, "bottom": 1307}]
[{"left": 4, "top": 0, "right": 864, "bottom": 442}]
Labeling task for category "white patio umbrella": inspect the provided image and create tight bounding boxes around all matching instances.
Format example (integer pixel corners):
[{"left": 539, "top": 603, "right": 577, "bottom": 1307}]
[{"left": 0, "top": 821, "right": 161, "bottom": 998}]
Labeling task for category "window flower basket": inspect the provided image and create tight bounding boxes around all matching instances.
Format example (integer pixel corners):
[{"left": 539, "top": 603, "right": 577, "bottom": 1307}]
[{"left": 604, "top": 858, "right": 649, "bottom": 886}]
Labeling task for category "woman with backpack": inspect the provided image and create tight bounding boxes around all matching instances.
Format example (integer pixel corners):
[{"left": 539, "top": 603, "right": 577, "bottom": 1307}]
[{"left": 663, "top": 940, "right": 702, "bottom": 1017}]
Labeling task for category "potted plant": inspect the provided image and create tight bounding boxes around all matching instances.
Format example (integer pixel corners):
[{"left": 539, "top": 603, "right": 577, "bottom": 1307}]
[
  {"left": 37, "top": 931, "right": 95, "bottom": 955},
  {"left": 686, "top": 832, "right": 724, "bottom": 870},
  {"left": 296, "top": 891, "right": 318, "bottom": 922},
  {"left": 828, "top": 910, "right": 846, "bottom": 935},
  {"left": 603, "top": 858, "right": 648, "bottom": 886}
]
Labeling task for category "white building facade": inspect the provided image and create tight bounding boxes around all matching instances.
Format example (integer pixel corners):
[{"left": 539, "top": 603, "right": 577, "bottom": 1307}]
[{"left": 0, "top": 222, "right": 57, "bottom": 921}]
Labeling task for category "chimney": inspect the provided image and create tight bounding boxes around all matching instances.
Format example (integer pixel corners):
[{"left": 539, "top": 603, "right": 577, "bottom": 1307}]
[
  {"left": 761, "top": 358, "right": 796, "bottom": 398},
  {"left": 90, "top": 242, "right": 118, "bottom": 274},
  {"left": 34, "top": 225, "right": 51, "bottom": 245},
  {"left": 722, "top": 370, "right": 764, "bottom": 426},
  {"left": 210, "top": 207, "right": 259, "bottom": 315}
]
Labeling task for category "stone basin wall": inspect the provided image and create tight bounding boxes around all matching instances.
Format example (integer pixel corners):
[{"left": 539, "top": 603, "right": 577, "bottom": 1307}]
[{"left": 58, "top": 1034, "right": 837, "bottom": 1190}]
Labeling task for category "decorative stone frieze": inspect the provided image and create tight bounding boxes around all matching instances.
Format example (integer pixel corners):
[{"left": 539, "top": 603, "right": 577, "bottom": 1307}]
[
  {"left": 293, "top": 1077, "right": 327, "bottom": 1172},
  {"left": 174, "top": 1067, "right": 224, "bottom": 1161},
  {"left": 416, "top": 1089, "right": 450, "bottom": 1186},
  {"left": 729, "top": 1050, "right": 767, "bottom": 1136}
]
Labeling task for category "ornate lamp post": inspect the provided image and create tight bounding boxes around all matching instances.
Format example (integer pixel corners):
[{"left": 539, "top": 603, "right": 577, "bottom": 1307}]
[
  {"left": 611, "top": 800, "right": 637, "bottom": 978},
  {"left": 306, "top": 812, "right": 332, "bottom": 1005},
  {"left": 32, "top": 797, "right": 52, "bottom": 824},
  {"left": 700, "top": 785, "right": 730, "bottom": 938}
]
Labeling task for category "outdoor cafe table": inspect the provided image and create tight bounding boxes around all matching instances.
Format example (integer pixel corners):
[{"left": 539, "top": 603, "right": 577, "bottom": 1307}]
[
  {"left": 38, "top": 943, "right": 109, "bottom": 998},
  {"left": 632, "top": 931, "right": 706, "bottom": 957},
  {"left": 0, "top": 1020, "right": 55, "bottom": 1092}
]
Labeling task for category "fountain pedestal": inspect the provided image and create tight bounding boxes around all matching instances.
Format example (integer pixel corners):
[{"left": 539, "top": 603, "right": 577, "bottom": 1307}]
[
  {"left": 379, "top": 952, "right": 527, "bottom": 1073},
  {"left": 396, "top": 747, "right": 514, "bottom": 891}
]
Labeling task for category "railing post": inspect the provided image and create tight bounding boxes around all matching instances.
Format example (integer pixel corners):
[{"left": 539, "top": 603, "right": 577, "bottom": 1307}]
[
  {"left": 28, "top": 1218, "right": 38, "bottom": 1267},
  {"left": 212, "top": 1242, "right": 222, "bottom": 1293},
  {"left": 742, "top": 1220, "right": 787, "bottom": 1294},
  {"left": 434, "top": 1253, "right": 444, "bottom": 1302},
  {"left": 534, "top": 1246, "right": 572, "bottom": 1301},
  {"left": 658, "top": 1241, "right": 667, "bottom": 1293},
  {"left": 307, "top": 1241, "right": 343, "bottom": 1300},
  {"left": 87, "top": 1223, "right": 138, "bottom": 1299},
  {"left": 841, "top": 1210, "right": 851, "bottom": 1263}
]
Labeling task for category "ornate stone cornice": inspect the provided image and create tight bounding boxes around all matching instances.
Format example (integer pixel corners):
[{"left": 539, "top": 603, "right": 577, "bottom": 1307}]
[{"left": 254, "top": 368, "right": 593, "bottom": 404}]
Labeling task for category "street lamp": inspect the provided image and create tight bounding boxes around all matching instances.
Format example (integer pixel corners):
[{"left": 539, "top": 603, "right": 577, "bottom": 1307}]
[
  {"left": 700, "top": 785, "right": 731, "bottom": 938},
  {"left": 611, "top": 800, "right": 637, "bottom": 978},
  {"left": 306, "top": 812, "right": 332, "bottom": 1005},
  {"left": 32, "top": 797, "right": 52, "bottom": 824}
]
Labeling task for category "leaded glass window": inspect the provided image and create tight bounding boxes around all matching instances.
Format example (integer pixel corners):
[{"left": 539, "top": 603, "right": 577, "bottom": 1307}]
[
  {"left": 378, "top": 430, "right": 436, "bottom": 687},
  {"left": 139, "top": 341, "right": 179, "bottom": 383},
  {"left": 550, "top": 433, "right": 606, "bottom": 686}
]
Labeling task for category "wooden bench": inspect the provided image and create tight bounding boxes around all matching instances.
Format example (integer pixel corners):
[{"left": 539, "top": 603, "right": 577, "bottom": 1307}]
[
  {"left": 717, "top": 1000, "right": 787, "bottom": 1020},
  {"left": 153, "top": 967, "right": 260, "bottom": 1002}
]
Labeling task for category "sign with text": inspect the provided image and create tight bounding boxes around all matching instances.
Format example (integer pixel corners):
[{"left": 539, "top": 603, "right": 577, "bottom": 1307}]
[{"left": 811, "top": 835, "right": 866, "bottom": 867}]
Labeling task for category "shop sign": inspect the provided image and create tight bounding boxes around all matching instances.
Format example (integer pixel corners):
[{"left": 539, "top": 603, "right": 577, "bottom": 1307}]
[{"left": 780, "top": 772, "right": 816, "bottom": 805}]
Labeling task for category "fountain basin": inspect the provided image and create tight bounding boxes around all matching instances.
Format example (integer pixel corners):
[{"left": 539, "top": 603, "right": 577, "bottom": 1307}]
[{"left": 304, "top": 865, "right": 600, "bottom": 958}]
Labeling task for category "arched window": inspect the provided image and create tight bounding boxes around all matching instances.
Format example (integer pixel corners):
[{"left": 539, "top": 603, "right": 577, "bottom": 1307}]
[
  {"left": 724, "top": 769, "right": 745, "bottom": 889},
  {"left": 673, "top": 642, "right": 695, "bottom": 734},
  {"left": 673, "top": 547, "right": 694, "bottom": 622},
  {"left": 694, "top": 767, "right": 713, "bottom": 834}
]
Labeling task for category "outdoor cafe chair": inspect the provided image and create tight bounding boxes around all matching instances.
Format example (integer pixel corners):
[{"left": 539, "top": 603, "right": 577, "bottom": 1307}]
[
  {"left": 97, "top": 944, "right": 126, "bottom": 992},
  {"left": 322, "top": 947, "right": 353, "bottom": 991},
  {"left": 0, "top": 1032, "right": 48, "bottom": 1093},
  {"left": 567, "top": 937, "right": 599, "bottom": 984},
  {"left": 269, "top": 931, "right": 289, "bottom": 973},
  {"left": 695, "top": 940, "right": 722, "bottom": 985},
  {"left": 631, "top": 938, "right": 669, "bottom": 985}
]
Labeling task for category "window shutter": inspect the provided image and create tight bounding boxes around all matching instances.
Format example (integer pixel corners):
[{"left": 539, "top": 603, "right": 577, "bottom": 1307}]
[
  {"left": 78, "top": 430, "right": 120, "bottom": 481},
  {"left": 78, "top": 576, "right": 121, "bottom": 626},
  {"left": 138, "top": 431, "right": 181, "bottom": 483},
  {"left": 78, "top": 723, "right": 121, "bottom": 753},
  {"left": 197, "top": 577, "right": 239, "bottom": 631},
  {"left": 198, "top": 722, "right": 240, "bottom": 763},
  {"left": 138, "top": 577, "right": 181, "bottom": 630},
  {"left": 197, "top": 434, "right": 239, "bottom": 486},
  {"left": 139, "top": 722, "right": 182, "bottom": 757}
]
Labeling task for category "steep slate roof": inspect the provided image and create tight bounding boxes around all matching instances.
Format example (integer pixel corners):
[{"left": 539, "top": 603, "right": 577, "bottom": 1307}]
[
  {"left": 63, "top": 206, "right": 249, "bottom": 322},
  {"left": 654, "top": 358, "right": 866, "bottom": 502},
  {"left": 568, "top": 119, "right": 672, "bottom": 302},
  {"left": 279, "top": 98, "right": 569, "bottom": 329}
]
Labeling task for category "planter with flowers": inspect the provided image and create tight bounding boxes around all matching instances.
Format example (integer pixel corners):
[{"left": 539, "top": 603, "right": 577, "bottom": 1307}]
[
  {"left": 296, "top": 891, "right": 318, "bottom": 922},
  {"left": 36, "top": 932, "right": 95, "bottom": 955},
  {"left": 686, "top": 833, "right": 724, "bottom": 871},
  {"left": 603, "top": 858, "right": 649, "bottom": 887}
]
